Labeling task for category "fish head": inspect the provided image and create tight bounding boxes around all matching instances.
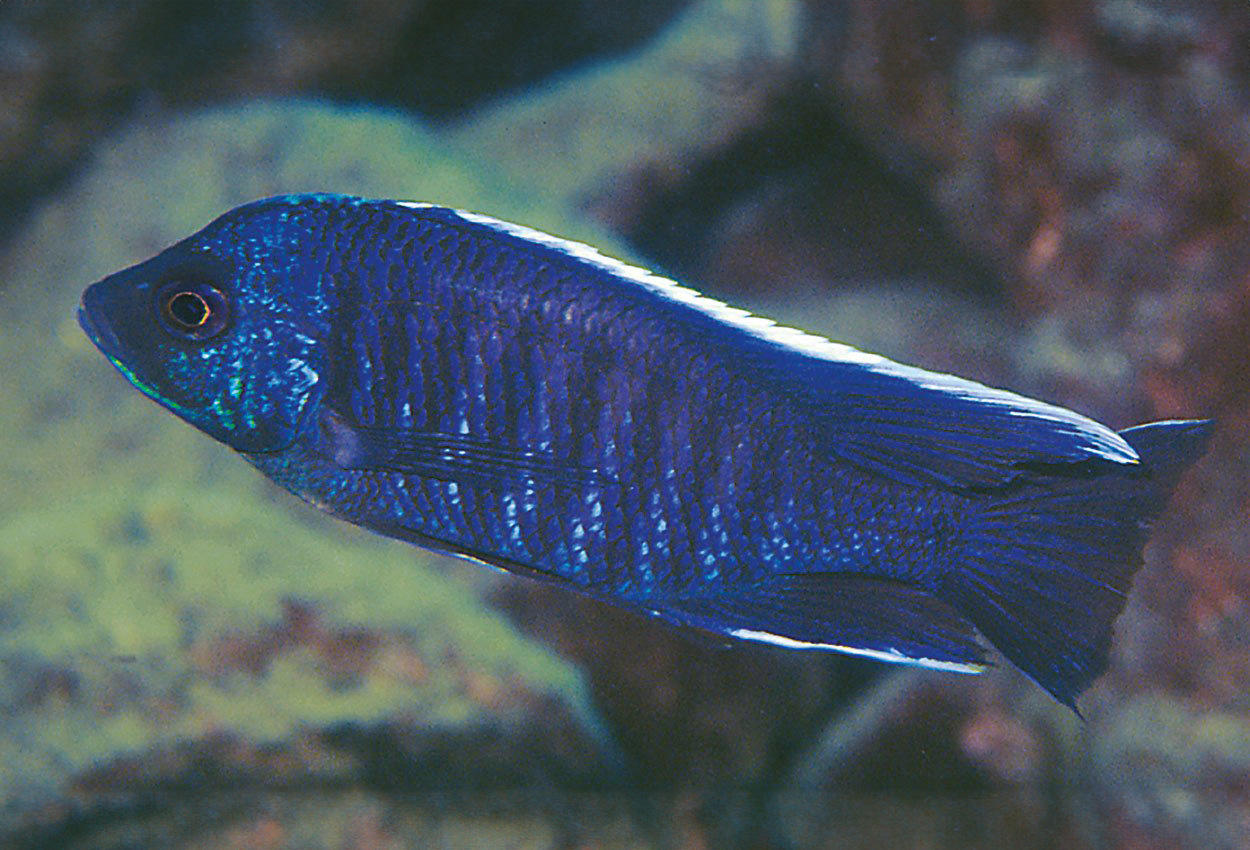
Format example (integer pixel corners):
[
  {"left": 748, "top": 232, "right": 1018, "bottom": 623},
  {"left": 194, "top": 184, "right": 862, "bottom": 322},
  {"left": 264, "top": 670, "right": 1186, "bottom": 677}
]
[{"left": 78, "top": 197, "right": 333, "bottom": 454}]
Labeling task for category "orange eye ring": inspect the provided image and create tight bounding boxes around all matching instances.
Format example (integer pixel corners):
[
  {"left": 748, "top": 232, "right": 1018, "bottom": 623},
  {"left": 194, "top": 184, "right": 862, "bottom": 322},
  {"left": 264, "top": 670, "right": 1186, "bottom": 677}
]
[
  {"left": 157, "top": 280, "right": 230, "bottom": 340},
  {"left": 167, "top": 291, "right": 209, "bottom": 328}
]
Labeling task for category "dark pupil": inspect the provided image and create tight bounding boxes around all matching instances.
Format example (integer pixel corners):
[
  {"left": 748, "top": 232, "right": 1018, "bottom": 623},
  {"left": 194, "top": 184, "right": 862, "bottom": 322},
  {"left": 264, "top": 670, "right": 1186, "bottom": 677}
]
[{"left": 168, "top": 291, "right": 209, "bottom": 328}]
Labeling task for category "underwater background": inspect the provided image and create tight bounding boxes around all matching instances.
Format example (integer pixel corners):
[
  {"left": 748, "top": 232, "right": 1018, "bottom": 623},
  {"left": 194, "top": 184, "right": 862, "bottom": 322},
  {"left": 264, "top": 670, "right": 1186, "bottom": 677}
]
[{"left": 1, "top": 1, "right": 1248, "bottom": 848}]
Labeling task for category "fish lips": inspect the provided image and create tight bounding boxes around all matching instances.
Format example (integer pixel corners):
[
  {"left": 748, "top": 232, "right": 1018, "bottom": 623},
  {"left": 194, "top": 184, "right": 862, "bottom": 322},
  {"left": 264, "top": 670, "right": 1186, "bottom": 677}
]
[
  {"left": 78, "top": 283, "right": 125, "bottom": 362},
  {"left": 77, "top": 274, "right": 190, "bottom": 411}
]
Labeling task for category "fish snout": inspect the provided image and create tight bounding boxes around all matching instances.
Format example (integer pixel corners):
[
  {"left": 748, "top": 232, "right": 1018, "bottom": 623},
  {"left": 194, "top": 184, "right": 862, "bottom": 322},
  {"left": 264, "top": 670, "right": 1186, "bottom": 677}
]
[{"left": 78, "top": 285, "right": 124, "bottom": 358}]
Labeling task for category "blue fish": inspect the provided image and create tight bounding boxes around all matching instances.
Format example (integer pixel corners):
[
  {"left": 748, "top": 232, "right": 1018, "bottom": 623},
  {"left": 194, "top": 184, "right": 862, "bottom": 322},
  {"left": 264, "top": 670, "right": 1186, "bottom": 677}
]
[{"left": 78, "top": 194, "right": 1210, "bottom": 709}]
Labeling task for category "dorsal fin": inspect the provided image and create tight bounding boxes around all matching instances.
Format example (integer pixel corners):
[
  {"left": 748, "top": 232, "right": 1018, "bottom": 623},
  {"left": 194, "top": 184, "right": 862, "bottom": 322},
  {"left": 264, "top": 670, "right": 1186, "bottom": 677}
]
[{"left": 767, "top": 354, "right": 1140, "bottom": 489}]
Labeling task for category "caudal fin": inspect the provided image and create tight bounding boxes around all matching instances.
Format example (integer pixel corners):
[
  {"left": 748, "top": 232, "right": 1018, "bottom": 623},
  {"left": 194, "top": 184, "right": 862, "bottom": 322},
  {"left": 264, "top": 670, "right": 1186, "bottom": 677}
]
[{"left": 937, "top": 419, "right": 1212, "bottom": 709}]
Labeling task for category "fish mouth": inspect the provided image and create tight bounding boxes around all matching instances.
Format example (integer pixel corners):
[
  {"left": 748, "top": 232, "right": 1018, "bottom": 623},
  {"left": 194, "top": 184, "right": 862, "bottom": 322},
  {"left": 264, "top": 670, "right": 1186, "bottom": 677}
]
[{"left": 77, "top": 287, "right": 123, "bottom": 360}]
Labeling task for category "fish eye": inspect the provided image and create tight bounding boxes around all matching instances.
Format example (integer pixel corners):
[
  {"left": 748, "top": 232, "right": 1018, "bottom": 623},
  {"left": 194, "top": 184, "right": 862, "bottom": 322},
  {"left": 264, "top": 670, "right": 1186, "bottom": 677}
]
[{"left": 156, "top": 279, "right": 230, "bottom": 340}]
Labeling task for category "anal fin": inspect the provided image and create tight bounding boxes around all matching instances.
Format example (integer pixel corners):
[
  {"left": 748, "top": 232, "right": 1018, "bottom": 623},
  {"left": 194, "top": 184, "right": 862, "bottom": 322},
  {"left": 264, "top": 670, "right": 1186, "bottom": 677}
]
[{"left": 657, "top": 574, "right": 989, "bottom": 673}]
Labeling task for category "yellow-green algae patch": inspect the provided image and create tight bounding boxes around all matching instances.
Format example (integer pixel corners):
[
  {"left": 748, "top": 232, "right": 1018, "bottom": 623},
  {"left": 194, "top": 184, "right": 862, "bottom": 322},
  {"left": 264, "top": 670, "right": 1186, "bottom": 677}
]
[
  {"left": 0, "top": 101, "right": 614, "bottom": 819},
  {"left": 447, "top": 0, "right": 803, "bottom": 211}
]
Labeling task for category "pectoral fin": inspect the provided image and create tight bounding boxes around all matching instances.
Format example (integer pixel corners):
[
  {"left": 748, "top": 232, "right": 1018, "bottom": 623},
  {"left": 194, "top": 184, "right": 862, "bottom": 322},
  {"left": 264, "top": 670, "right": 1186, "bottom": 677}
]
[{"left": 323, "top": 412, "right": 606, "bottom": 490}]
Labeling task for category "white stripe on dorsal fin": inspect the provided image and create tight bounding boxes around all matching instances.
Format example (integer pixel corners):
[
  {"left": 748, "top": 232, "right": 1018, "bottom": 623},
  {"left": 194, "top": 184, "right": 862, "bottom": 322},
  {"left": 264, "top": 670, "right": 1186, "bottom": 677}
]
[{"left": 398, "top": 202, "right": 885, "bottom": 366}]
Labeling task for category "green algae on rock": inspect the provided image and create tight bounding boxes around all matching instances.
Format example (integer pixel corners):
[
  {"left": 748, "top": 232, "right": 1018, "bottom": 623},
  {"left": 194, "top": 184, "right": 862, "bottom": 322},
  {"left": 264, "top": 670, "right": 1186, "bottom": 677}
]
[
  {"left": 0, "top": 100, "right": 617, "bottom": 836},
  {"left": 446, "top": 0, "right": 803, "bottom": 219}
]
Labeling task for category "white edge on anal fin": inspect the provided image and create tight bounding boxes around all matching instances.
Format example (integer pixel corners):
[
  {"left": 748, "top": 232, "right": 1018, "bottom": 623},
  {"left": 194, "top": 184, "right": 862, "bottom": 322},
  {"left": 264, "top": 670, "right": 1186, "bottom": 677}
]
[{"left": 729, "top": 628, "right": 986, "bottom": 675}]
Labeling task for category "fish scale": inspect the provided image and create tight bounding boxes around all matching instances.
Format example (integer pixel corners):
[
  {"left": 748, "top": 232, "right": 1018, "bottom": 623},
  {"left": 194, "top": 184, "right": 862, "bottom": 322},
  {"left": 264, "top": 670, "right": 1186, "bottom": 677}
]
[{"left": 79, "top": 194, "right": 1212, "bottom": 709}]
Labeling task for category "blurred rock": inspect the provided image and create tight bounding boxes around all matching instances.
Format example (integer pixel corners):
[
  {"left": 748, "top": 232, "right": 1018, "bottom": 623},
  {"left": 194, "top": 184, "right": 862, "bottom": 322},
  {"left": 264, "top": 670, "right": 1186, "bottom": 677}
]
[
  {"left": 625, "top": 94, "right": 998, "bottom": 297},
  {"left": 3, "top": 2, "right": 1250, "bottom": 848},
  {"left": 793, "top": 3, "right": 1250, "bottom": 846},
  {"left": 0, "top": 0, "right": 690, "bottom": 241},
  {"left": 775, "top": 668, "right": 1087, "bottom": 847},
  {"left": 1090, "top": 695, "right": 1250, "bottom": 850},
  {"left": 446, "top": 0, "right": 804, "bottom": 230},
  {"left": 13, "top": 789, "right": 656, "bottom": 850},
  {"left": 959, "top": 709, "right": 1043, "bottom": 786},
  {"left": 493, "top": 582, "right": 844, "bottom": 788},
  {"left": 775, "top": 791, "right": 1083, "bottom": 850},
  {"left": 0, "top": 101, "right": 620, "bottom": 844}
]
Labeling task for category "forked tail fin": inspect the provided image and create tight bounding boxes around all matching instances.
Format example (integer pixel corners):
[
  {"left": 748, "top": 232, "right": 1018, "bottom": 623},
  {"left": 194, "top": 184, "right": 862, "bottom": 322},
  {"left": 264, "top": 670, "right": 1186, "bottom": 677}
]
[{"left": 936, "top": 420, "right": 1212, "bottom": 709}]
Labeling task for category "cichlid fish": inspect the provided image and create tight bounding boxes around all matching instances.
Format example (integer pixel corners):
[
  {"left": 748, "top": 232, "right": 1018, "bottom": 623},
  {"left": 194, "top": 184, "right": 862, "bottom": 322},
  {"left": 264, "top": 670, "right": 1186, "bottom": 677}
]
[{"left": 78, "top": 194, "right": 1211, "bottom": 709}]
